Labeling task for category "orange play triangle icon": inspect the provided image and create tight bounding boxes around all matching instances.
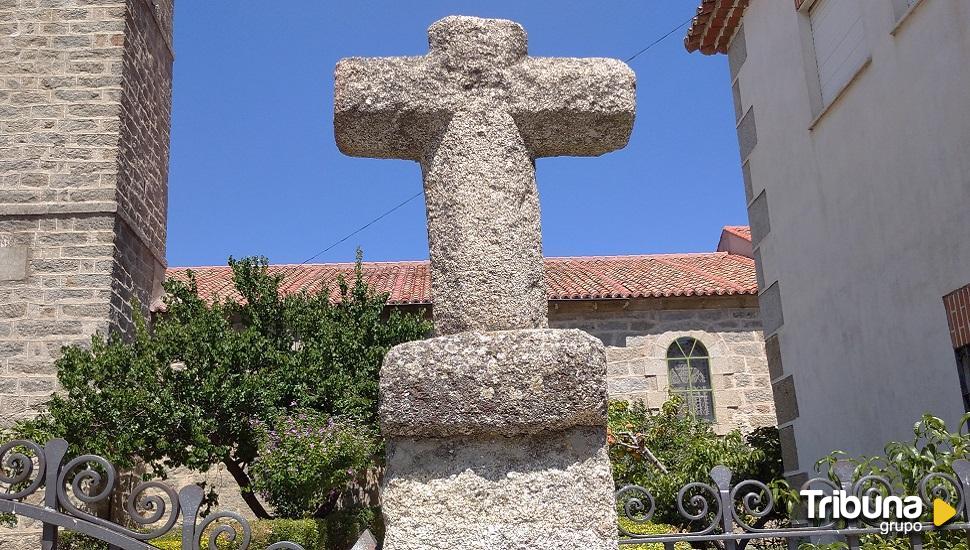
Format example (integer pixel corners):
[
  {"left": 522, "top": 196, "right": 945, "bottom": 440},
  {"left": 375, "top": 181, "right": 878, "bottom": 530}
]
[{"left": 934, "top": 498, "right": 958, "bottom": 527}]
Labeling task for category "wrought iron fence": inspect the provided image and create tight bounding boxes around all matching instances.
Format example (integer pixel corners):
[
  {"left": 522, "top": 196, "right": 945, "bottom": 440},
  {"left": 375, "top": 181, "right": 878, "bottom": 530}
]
[
  {"left": 616, "top": 459, "right": 970, "bottom": 549},
  {"left": 8, "top": 436, "right": 970, "bottom": 549},
  {"left": 0, "top": 438, "right": 305, "bottom": 550}
]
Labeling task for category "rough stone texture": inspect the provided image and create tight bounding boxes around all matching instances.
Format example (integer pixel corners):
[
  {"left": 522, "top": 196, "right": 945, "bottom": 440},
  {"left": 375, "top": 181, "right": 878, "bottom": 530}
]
[
  {"left": 337, "top": 16, "right": 634, "bottom": 548},
  {"left": 549, "top": 296, "right": 776, "bottom": 434},
  {"left": 748, "top": 188, "right": 770, "bottom": 246},
  {"left": 727, "top": 24, "right": 747, "bottom": 82},
  {"left": 377, "top": 325, "right": 620, "bottom": 548},
  {"left": 0, "top": 0, "right": 172, "bottom": 542},
  {"left": 765, "top": 332, "right": 783, "bottom": 380},
  {"left": 0, "top": 243, "right": 28, "bottom": 280},
  {"left": 758, "top": 280, "right": 784, "bottom": 337},
  {"left": 0, "top": 532, "right": 38, "bottom": 550},
  {"left": 382, "top": 428, "right": 617, "bottom": 550},
  {"left": 420, "top": 107, "right": 548, "bottom": 335},
  {"left": 0, "top": 0, "right": 172, "bottom": 418},
  {"left": 737, "top": 105, "right": 757, "bottom": 162},
  {"left": 334, "top": 15, "right": 635, "bottom": 335},
  {"left": 779, "top": 424, "right": 798, "bottom": 472},
  {"left": 380, "top": 328, "right": 607, "bottom": 437},
  {"left": 771, "top": 374, "right": 799, "bottom": 425}
]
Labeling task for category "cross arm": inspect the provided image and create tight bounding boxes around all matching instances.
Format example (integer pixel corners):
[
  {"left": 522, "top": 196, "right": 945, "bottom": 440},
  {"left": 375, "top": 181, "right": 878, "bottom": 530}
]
[
  {"left": 510, "top": 57, "right": 636, "bottom": 158},
  {"left": 334, "top": 57, "right": 448, "bottom": 160}
]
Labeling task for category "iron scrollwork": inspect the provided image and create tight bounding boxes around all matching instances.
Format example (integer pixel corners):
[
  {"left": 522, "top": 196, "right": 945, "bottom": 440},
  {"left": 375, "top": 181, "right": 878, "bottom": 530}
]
[
  {"left": 0, "top": 438, "right": 306, "bottom": 550},
  {"left": 616, "top": 459, "right": 970, "bottom": 547},
  {"left": 0, "top": 439, "right": 46, "bottom": 500}
]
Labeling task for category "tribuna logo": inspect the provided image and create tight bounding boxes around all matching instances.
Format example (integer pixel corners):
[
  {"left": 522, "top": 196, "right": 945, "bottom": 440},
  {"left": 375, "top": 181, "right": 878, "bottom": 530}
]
[{"left": 801, "top": 489, "right": 933, "bottom": 535}]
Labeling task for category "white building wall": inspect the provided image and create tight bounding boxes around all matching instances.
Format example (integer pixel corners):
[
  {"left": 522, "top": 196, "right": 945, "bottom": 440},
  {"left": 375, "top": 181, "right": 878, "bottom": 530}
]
[{"left": 733, "top": 0, "right": 970, "bottom": 480}]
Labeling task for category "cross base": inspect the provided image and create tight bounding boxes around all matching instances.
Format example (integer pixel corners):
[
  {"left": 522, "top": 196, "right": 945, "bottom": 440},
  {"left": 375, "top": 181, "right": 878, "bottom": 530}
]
[
  {"left": 377, "top": 329, "right": 619, "bottom": 549},
  {"left": 379, "top": 329, "right": 608, "bottom": 437},
  {"left": 381, "top": 428, "right": 619, "bottom": 550}
]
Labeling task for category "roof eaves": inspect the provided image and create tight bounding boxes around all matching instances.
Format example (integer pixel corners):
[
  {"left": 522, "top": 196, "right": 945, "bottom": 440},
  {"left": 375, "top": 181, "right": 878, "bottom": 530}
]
[{"left": 684, "top": 0, "right": 750, "bottom": 55}]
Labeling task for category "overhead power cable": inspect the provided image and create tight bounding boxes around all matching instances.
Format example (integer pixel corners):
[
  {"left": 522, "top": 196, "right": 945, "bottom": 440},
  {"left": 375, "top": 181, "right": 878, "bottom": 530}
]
[
  {"left": 298, "top": 189, "right": 424, "bottom": 265},
  {"left": 625, "top": 15, "right": 695, "bottom": 62}
]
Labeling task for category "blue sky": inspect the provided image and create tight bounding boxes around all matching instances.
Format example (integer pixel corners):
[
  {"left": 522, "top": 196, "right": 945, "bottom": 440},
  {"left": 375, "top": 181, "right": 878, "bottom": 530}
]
[{"left": 167, "top": 0, "right": 743, "bottom": 267}]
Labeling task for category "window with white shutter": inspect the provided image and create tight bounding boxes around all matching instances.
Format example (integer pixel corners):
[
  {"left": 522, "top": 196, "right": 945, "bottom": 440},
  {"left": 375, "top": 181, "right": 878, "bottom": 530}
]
[{"left": 810, "top": 0, "right": 868, "bottom": 107}]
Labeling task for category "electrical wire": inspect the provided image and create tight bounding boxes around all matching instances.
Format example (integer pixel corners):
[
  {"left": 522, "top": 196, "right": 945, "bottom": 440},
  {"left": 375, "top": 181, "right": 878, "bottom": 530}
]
[
  {"left": 625, "top": 15, "right": 695, "bottom": 62},
  {"left": 298, "top": 189, "right": 424, "bottom": 265}
]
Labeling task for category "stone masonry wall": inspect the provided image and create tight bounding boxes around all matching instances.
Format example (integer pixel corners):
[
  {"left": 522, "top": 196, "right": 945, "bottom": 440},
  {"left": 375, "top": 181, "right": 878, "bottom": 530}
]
[
  {"left": 549, "top": 296, "right": 776, "bottom": 434},
  {"left": 115, "top": 0, "right": 171, "bottom": 264},
  {"left": 0, "top": 2, "right": 173, "bottom": 544},
  {"left": 0, "top": 0, "right": 173, "bottom": 418},
  {"left": 0, "top": 215, "right": 117, "bottom": 424}
]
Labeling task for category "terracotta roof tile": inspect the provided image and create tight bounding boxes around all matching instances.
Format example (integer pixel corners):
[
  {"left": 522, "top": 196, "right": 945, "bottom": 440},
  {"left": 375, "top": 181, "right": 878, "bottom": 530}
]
[
  {"left": 722, "top": 225, "right": 751, "bottom": 240},
  {"left": 684, "top": 0, "right": 749, "bottom": 55},
  {"left": 165, "top": 252, "right": 758, "bottom": 307}
]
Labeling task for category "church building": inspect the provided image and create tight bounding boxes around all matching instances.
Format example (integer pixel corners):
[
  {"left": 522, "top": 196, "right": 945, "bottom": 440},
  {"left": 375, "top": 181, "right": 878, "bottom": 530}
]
[{"left": 0, "top": 1, "right": 779, "bottom": 532}]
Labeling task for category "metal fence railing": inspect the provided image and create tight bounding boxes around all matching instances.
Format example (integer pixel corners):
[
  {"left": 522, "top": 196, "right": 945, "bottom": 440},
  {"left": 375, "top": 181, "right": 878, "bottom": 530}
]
[
  {"left": 5, "top": 436, "right": 970, "bottom": 549},
  {"left": 616, "top": 459, "right": 970, "bottom": 549},
  {"left": 0, "top": 438, "right": 304, "bottom": 550}
]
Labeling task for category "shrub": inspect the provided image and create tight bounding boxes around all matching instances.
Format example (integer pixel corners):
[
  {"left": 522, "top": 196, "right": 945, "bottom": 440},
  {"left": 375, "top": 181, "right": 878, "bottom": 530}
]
[
  {"left": 9, "top": 253, "right": 430, "bottom": 519},
  {"left": 58, "top": 513, "right": 376, "bottom": 549},
  {"left": 315, "top": 507, "right": 382, "bottom": 550},
  {"left": 249, "top": 411, "right": 378, "bottom": 519},
  {"left": 261, "top": 518, "right": 324, "bottom": 549},
  {"left": 617, "top": 519, "right": 692, "bottom": 550},
  {"left": 801, "top": 414, "right": 970, "bottom": 550},
  {"left": 609, "top": 397, "right": 795, "bottom": 533},
  {"left": 57, "top": 532, "right": 105, "bottom": 550}
]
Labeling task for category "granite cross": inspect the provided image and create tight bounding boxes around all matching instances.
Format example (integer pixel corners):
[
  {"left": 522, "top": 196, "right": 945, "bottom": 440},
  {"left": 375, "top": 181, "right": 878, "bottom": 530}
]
[{"left": 334, "top": 16, "right": 636, "bottom": 335}]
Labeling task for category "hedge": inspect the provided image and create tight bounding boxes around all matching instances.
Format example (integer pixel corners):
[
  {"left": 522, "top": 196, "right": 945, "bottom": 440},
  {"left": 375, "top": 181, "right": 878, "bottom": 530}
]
[
  {"left": 57, "top": 508, "right": 379, "bottom": 550},
  {"left": 59, "top": 515, "right": 679, "bottom": 549},
  {"left": 618, "top": 519, "right": 692, "bottom": 550}
]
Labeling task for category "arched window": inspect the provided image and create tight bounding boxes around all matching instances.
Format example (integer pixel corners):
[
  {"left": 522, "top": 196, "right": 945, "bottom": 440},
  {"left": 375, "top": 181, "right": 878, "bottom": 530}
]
[{"left": 666, "top": 337, "right": 715, "bottom": 421}]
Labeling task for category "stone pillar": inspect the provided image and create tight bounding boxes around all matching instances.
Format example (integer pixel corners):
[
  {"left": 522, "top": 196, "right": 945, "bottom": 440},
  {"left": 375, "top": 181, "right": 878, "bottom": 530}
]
[
  {"left": 0, "top": 0, "right": 173, "bottom": 427},
  {"left": 335, "top": 16, "right": 635, "bottom": 549}
]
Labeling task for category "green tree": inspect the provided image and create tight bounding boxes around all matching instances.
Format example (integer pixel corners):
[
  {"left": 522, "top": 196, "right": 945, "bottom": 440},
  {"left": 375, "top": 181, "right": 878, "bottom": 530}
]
[{"left": 12, "top": 254, "right": 430, "bottom": 519}]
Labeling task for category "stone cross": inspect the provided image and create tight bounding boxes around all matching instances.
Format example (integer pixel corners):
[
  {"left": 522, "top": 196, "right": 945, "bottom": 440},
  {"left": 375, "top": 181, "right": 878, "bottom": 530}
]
[{"left": 335, "top": 16, "right": 636, "bottom": 335}]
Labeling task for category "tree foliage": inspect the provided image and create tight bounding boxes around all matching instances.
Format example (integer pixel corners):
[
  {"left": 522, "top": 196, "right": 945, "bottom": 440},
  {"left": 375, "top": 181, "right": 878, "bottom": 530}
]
[
  {"left": 802, "top": 413, "right": 970, "bottom": 550},
  {"left": 250, "top": 410, "right": 378, "bottom": 519},
  {"left": 608, "top": 397, "right": 795, "bottom": 535},
  {"left": 12, "top": 254, "right": 430, "bottom": 519}
]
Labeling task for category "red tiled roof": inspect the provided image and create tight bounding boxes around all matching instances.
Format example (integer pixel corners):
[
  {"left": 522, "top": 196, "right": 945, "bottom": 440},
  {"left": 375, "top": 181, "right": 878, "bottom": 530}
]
[
  {"left": 722, "top": 225, "right": 751, "bottom": 240},
  {"left": 684, "top": 0, "right": 749, "bottom": 55},
  {"left": 165, "top": 252, "right": 758, "bottom": 307}
]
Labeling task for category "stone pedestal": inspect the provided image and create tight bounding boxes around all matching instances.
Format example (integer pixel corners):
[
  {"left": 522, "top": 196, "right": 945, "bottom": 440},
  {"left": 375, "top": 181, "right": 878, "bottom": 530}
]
[
  {"left": 379, "top": 329, "right": 619, "bottom": 549},
  {"left": 335, "top": 15, "right": 635, "bottom": 549}
]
